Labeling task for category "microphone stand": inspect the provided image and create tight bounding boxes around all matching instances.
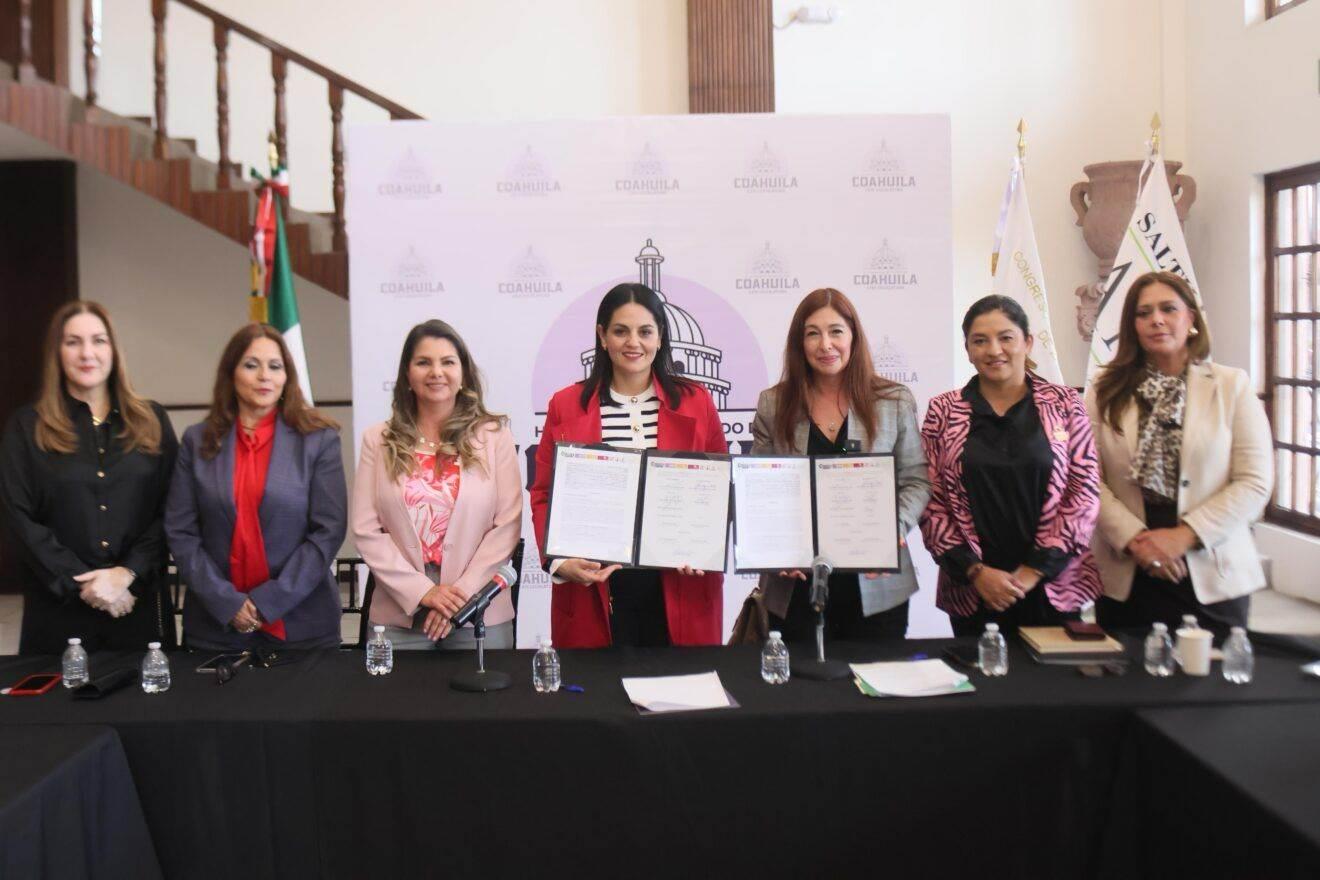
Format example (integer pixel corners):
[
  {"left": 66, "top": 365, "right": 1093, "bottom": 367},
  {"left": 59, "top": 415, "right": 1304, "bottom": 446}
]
[
  {"left": 450, "top": 604, "right": 512, "bottom": 693},
  {"left": 791, "top": 558, "right": 851, "bottom": 681}
]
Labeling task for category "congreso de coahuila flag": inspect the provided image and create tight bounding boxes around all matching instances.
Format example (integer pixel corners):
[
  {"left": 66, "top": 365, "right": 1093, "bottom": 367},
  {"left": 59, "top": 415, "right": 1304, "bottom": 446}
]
[
  {"left": 991, "top": 153, "right": 1064, "bottom": 384},
  {"left": 1086, "top": 150, "right": 1200, "bottom": 382},
  {"left": 248, "top": 164, "right": 314, "bottom": 404}
]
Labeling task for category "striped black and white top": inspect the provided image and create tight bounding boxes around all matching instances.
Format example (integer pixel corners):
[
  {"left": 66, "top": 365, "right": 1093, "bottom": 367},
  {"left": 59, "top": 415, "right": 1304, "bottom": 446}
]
[{"left": 599, "top": 386, "right": 660, "bottom": 450}]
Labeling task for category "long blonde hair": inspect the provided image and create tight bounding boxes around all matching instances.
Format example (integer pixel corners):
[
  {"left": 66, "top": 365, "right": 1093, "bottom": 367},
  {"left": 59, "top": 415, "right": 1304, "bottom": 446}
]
[
  {"left": 34, "top": 301, "right": 163, "bottom": 455},
  {"left": 381, "top": 320, "right": 504, "bottom": 479}
]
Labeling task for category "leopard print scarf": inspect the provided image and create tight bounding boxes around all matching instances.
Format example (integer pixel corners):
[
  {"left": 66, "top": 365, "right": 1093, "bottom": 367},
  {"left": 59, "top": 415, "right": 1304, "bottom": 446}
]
[{"left": 1130, "top": 365, "right": 1186, "bottom": 501}]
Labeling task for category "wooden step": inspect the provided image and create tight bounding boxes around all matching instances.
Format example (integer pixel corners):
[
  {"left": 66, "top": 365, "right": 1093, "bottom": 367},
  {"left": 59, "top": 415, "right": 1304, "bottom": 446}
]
[
  {"left": 311, "top": 251, "right": 348, "bottom": 296},
  {"left": 131, "top": 158, "right": 193, "bottom": 212},
  {"left": 190, "top": 189, "right": 252, "bottom": 243},
  {"left": 69, "top": 123, "right": 133, "bottom": 183}
]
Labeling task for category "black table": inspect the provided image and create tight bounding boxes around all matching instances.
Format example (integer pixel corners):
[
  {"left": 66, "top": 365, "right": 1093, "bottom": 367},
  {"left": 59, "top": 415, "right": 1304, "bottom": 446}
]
[
  {"left": 1, "top": 641, "right": 1318, "bottom": 880},
  {"left": 1102, "top": 703, "right": 1320, "bottom": 880},
  {"left": 0, "top": 723, "right": 161, "bottom": 880}
]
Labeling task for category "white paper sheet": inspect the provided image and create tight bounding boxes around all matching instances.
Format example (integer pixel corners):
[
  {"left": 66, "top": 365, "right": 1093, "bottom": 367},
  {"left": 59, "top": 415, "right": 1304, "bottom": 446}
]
[
  {"left": 544, "top": 445, "right": 643, "bottom": 564},
  {"left": 732, "top": 457, "right": 814, "bottom": 570},
  {"left": 849, "top": 660, "right": 970, "bottom": 697},
  {"left": 637, "top": 456, "right": 731, "bottom": 571},
  {"left": 814, "top": 456, "right": 899, "bottom": 571},
  {"left": 620, "top": 671, "right": 733, "bottom": 713}
]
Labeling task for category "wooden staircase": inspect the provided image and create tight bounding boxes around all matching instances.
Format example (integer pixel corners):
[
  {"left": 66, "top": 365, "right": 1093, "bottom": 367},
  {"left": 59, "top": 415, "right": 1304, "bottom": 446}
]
[{"left": 0, "top": 0, "right": 423, "bottom": 300}]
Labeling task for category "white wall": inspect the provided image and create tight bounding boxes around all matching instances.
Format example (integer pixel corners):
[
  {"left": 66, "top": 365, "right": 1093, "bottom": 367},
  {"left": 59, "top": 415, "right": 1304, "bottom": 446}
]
[
  {"left": 772, "top": 0, "right": 1190, "bottom": 388},
  {"left": 71, "top": 0, "right": 689, "bottom": 212},
  {"left": 1183, "top": 0, "right": 1320, "bottom": 601}
]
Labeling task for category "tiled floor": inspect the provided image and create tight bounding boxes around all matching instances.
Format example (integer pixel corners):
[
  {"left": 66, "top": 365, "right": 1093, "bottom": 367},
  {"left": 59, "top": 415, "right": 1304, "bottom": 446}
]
[{"left": 2, "top": 587, "right": 1318, "bottom": 654}]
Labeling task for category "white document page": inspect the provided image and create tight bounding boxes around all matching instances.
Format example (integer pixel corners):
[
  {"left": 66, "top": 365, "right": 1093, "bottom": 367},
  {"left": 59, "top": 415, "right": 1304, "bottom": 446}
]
[
  {"left": 849, "top": 660, "right": 969, "bottom": 697},
  {"left": 731, "top": 457, "right": 814, "bottom": 570},
  {"left": 637, "top": 456, "right": 731, "bottom": 571},
  {"left": 544, "top": 445, "right": 643, "bottom": 564},
  {"left": 814, "top": 456, "right": 899, "bottom": 571},
  {"left": 620, "top": 671, "right": 732, "bottom": 712}
]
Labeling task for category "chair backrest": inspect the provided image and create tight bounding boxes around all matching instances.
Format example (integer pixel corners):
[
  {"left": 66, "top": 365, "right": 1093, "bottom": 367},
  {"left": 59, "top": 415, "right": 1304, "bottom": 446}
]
[
  {"left": 509, "top": 538, "right": 525, "bottom": 646},
  {"left": 356, "top": 572, "right": 377, "bottom": 648}
]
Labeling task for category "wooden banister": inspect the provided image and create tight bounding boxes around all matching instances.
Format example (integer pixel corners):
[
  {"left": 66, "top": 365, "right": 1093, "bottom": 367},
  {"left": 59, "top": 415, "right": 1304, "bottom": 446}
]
[
  {"left": 151, "top": 0, "right": 168, "bottom": 158},
  {"left": 17, "top": 0, "right": 37, "bottom": 83},
  {"left": 82, "top": 0, "right": 98, "bottom": 108},
  {"left": 170, "top": 0, "right": 422, "bottom": 121},
  {"left": 214, "top": 22, "right": 229, "bottom": 189}
]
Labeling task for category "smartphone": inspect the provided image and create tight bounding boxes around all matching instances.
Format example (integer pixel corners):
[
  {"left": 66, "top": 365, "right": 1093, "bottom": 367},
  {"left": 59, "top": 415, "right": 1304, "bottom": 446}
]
[
  {"left": 6, "top": 673, "right": 62, "bottom": 695},
  {"left": 1064, "top": 620, "right": 1106, "bottom": 641},
  {"left": 195, "top": 652, "right": 251, "bottom": 674},
  {"left": 942, "top": 643, "right": 981, "bottom": 672}
]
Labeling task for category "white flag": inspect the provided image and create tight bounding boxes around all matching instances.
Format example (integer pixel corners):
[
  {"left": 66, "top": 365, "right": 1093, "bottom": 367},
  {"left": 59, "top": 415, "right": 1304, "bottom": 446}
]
[
  {"left": 1086, "top": 151, "right": 1200, "bottom": 381},
  {"left": 991, "top": 154, "right": 1063, "bottom": 385}
]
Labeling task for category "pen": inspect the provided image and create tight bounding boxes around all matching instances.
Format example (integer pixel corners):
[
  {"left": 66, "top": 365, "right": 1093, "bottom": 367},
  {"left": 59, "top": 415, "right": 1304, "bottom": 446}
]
[
  {"left": 561, "top": 684, "right": 585, "bottom": 693},
  {"left": 909, "top": 652, "right": 928, "bottom": 661}
]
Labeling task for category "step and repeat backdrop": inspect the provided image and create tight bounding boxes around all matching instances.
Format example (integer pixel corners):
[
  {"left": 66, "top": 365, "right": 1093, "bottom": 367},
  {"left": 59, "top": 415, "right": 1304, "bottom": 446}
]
[{"left": 346, "top": 114, "right": 953, "bottom": 645}]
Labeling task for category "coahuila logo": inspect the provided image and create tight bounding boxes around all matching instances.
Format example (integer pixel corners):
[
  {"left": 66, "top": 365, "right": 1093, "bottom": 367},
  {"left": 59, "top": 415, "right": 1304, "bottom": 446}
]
[
  {"left": 851, "top": 140, "right": 917, "bottom": 192},
  {"left": 380, "top": 246, "right": 445, "bottom": 297},
  {"left": 872, "top": 335, "right": 919, "bottom": 385},
  {"left": 377, "top": 147, "right": 443, "bottom": 199},
  {"left": 615, "top": 142, "right": 680, "bottom": 195},
  {"left": 854, "top": 238, "right": 918, "bottom": 291},
  {"left": 733, "top": 141, "right": 798, "bottom": 193},
  {"left": 735, "top": 241, "right": 800, "bottom": 293},
  {"left": 499, "top": 246, "right": 563, "bottom": 299},
  {"left": 497, "top": 146, "right": 562, "bottom": 196}
]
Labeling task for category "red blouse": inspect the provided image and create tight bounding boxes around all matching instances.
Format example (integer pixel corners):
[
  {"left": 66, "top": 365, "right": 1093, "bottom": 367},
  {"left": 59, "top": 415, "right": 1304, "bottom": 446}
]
[{"left": 229, "top": 411, "right": 285, "bottom": 640}]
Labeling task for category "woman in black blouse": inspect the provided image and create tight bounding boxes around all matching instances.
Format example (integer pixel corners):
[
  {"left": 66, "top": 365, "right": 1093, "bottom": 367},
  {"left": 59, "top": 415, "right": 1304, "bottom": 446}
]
[{"left": 0, "top": 302, "right": 178, "bottom": 654}]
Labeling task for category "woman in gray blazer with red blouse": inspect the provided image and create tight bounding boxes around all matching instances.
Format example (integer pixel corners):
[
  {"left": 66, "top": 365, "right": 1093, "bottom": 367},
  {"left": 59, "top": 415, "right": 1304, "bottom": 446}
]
[
  {"left": 751, "top": 288, "right": 931, "bottom": 642},
  {"left": 166, "top": 324, "right": 346, "bottom": 652}
]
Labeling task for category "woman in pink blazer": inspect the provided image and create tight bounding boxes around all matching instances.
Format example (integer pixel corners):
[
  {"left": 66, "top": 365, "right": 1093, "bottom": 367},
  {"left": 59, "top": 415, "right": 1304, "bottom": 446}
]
[{"left": 352, "top": 321, "right": 522, "bottom": 649}]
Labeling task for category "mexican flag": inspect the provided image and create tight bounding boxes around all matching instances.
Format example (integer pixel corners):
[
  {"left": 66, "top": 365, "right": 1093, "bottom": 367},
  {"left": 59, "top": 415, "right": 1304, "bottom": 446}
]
[{"left": 249, "top": 164, "right": 314, "bottom": 404}]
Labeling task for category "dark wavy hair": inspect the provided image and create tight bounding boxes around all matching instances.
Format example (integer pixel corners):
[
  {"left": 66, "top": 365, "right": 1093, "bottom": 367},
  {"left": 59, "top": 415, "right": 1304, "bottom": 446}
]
[
  {"left": 579, "top": 283, "right": 694, "bottom": 410},
  {"left": 961, "top": 294, "right": 1039, "bottom": 374}
]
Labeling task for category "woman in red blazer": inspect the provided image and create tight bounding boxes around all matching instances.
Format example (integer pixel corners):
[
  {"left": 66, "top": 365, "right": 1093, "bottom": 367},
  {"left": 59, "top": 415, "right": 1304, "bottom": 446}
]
[{"left": 530, "top": 283, "right": 726, "bottom": 648}]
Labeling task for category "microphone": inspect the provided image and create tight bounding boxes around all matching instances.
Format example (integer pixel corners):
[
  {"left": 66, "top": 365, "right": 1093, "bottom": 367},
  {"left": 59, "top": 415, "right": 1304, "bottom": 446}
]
[
  {"left": 809, "top": 555, "right": 834, "bottom": 612},
  {"left": 450, "top": 562, "right": 518, "bottom": 629}
]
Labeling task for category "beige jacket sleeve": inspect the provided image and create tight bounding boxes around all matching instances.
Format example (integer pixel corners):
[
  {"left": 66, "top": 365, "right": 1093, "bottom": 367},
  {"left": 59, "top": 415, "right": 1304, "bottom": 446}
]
[
  {"left": 1084, "top": 384, "right": 1147, "bottom": 553},
  {"left": 1180, "top": 370, "right": 1274, "bottom": 549}
]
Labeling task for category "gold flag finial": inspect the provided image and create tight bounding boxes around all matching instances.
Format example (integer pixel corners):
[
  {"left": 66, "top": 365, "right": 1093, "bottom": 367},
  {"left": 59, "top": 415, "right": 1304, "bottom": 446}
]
[
  {"left": 1150, "top": 113, "right": 1162, "bottom": 154},
  {"left": 1016, "top": 118, "right": 1027, "bottom": 160},
  {"left": 266, "top": 130, "right": 279, "bottom": 171}
]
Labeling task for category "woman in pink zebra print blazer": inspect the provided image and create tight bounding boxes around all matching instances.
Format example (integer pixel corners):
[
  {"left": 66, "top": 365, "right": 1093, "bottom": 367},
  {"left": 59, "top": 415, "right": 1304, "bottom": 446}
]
[{"left": 919, "top": 296, "right": 1102, "bottom": 636}]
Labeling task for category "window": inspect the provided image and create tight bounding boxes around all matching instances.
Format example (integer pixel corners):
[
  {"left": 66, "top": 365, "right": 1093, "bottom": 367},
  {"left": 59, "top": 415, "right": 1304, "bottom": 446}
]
[
  {"left": 1266, "top": 0, "right": 1312, "bottom": 18},
  {"left": 1265, "top": 162, "right": 1320, "bottom": 533}
]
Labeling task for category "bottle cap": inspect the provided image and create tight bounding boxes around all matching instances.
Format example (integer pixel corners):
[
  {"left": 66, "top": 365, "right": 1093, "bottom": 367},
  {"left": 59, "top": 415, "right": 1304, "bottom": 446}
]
[
  {"left": 985, "top": 623, "right": 1000, "bottom": 633},
  {"left": 1152, "top": 622, "right": 1167, "bottom": 632},
  {"left": 373, "top": 625, "right": 385, "bottom": 634},
  {"left": 68, "top": 637, "right": 81, "bottom": 646},
  {"left": 1230, "top": 626, "right": 1246, "bottom": 635},
  {"left": 768, "top": 630, "right": 782, "bottom": 640},
  {"left": 148, "top": 642, "right": 161, "bottom": 650},
  {"left": 539, "top": 637, "right": 553, "bottom": 648}
]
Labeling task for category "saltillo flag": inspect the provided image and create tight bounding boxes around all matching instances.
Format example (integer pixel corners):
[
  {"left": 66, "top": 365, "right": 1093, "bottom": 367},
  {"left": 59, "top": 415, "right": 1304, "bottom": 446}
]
[
  {"left": 1086, "top": 148, "right": 1200, "bottom": 381},
  {"left": 991, "top": 153, "right": 1064, "bottom": 384},
  {"left": 248, "top": 163, "right": 314, "bottom": 404}
]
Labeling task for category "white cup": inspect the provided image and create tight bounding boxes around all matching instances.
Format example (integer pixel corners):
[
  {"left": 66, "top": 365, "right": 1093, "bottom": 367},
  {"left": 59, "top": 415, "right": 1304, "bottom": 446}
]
[{"left": 1176, "top": 627, "right": 1213, "bottom": 676}]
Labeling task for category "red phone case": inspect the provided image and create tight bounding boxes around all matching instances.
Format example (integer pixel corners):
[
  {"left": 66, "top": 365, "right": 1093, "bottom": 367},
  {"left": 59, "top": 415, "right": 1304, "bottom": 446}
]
[{"left": 8, "top": 673, "right": 63, "bottom": 695}]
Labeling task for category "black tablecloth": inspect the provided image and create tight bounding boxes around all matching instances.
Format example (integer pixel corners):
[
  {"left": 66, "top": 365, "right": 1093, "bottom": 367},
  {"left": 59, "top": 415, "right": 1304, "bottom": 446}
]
[
  {"left": 0, "top": 723, "right": 161, "bottom": 880},
  {"left": 1, "top": 641, "right": 1318, "bottom": 880},
  {"left": 1102, "top": 703, "right": 1320, "bottom": 880}
]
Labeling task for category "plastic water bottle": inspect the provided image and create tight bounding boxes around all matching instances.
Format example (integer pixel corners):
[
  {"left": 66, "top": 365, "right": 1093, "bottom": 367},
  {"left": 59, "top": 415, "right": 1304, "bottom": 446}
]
[
  {"left": 1143, "top": 622, "right": 1176, "bottom": 677},
  {"left": 533, "top": 637, "right": 561, "bottom": 693},
  {"left": 141, "top": 642, "right": 171, "bottom": 693},
  {"left": 1222, "top": 626, "right": 1254, "bottom": 684},
  {"left": 761, "top": 630, "right": 791, "bottom": 684},
  {"left": 61, "top": 637, "right": 88, "bottom": 689},
  {"left": 978, "top": 623, "right": 1008, "bottom": 676},
  {"left": 366, "top": 625, "right": 394, "bottom": 676}
]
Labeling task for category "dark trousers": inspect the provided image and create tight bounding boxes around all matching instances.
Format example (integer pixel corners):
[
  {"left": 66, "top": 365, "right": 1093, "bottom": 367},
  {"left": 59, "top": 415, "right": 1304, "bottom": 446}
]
[
  {"left": 609, "top": 569, "right": 670, "bottom": 648},
  {"left": 769, "top": 573, "right": 909, "bottom": 645},
  {"left": 948, "top": 584, "right": 1077, "bottom": 638},
  {"left": 1097, "top": 576, "right": 1249, "bottom": 640}
]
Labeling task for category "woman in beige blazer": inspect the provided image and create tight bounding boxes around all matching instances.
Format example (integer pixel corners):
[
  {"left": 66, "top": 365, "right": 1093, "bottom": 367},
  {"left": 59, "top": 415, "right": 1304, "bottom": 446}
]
[
  {"left": 1086, "top": 271, "right": 1272, "bottom": 635},
  {"left": 751, "top": 288, "right": 931, "bottom": 642},
  {"left": 352, "top": 320, "right": 522, "bottom": 649}
]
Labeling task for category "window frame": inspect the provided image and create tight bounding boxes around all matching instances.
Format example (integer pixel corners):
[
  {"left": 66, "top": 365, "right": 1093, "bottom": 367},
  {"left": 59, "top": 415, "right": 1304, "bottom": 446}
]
[
  {"left": 1266, "top": 0, "right": 1312, "bottom": 19},
  {"left": 1264, "top": 161, "right": 1320, "bottom": 535}
]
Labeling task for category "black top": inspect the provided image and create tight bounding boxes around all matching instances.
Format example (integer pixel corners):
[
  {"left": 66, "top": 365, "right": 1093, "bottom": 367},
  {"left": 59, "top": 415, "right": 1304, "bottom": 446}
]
[
  {"left": 941, "top": 376, "right": 1069, "bottom": 581},
  {"left": 0, "top": 394, "right": 178, "bottom": 600},
  {"left": 806, "top": 414, "right": 850, "bottom": 455}
]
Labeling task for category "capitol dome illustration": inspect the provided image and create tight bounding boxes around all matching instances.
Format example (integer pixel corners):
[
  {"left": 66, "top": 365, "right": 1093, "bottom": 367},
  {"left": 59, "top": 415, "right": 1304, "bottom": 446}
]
[
  {"left": 510, "top": 146, "right": 548, "bottom": 181},
  {"left": 751, "top": 241, "right": 786, "bottom": 277},
  {"left": 511, "top": 246, "right": 547, "bottom": 280},
  {"left": 630, "top": 144, "right": 667, "bottom": 179},
  {"left": 866, "top": 140, "right": 903, "bottom": 176},
  {"left": 748, "top": 141, "right": 780, "bottom": 176},
  {"left": 580, "top": 239, "right": 731, "bottom": 408},
  {"left": 868, "top": 239, "right": 905, "bottom": 273}
]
